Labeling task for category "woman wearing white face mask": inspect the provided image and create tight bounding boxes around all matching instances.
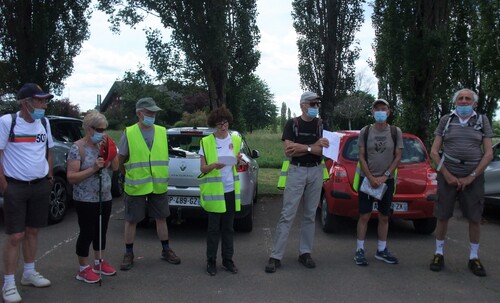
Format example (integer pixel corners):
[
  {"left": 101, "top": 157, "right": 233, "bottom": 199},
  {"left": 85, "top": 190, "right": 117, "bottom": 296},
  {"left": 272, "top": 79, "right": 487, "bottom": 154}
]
[{"left": 67, "top": 111, "right": 119, "bottom": 284}]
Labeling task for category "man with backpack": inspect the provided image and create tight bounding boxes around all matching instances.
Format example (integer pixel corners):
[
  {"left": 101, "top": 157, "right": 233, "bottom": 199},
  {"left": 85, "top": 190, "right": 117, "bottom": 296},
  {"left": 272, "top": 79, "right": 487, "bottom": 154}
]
[
  {"left": 0, "top": 83, "right": 54, "bottom": 303},
  {"left": 265, "top": 91, "right": 329, "bottom": 273},
  {"left": 354, "top": 99, "right": 403, "bottom": 266},
  {"left": 429, "top": 88, "right": 494, "bottom": 277}
]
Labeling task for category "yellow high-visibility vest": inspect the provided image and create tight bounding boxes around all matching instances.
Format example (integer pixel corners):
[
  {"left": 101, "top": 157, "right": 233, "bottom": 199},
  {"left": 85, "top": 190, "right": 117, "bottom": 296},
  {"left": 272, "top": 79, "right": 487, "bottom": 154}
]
[{"left": 277, "top": 158, "right": 328, "bottom": 190}]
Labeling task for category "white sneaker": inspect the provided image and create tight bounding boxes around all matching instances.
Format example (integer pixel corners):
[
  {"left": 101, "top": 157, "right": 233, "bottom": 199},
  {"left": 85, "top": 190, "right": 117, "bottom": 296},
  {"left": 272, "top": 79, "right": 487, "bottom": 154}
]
[
  {"left": 20, "top": 272, "right": 51, "bottom": 287},
  {"left": 2, "top": 283, "right": 22, "bottom": 303}
]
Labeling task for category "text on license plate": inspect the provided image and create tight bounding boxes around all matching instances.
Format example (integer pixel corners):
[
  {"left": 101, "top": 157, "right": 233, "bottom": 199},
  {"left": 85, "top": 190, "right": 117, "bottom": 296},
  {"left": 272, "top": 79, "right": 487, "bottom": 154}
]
[
  {"left": 373, "top": 202, "right": 408, "bottom": 212},
  {"left": 169, "top": 196, "right": 200, "bottom": 207}
]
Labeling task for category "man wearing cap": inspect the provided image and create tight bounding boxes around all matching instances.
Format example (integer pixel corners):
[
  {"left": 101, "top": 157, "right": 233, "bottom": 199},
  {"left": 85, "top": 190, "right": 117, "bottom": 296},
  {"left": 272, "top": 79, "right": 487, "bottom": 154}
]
[
  {"left": 118, "top": 97, "right": 180, "bottom": 271},
  {"left": 353, "top": 99, "right": 403, "bottom": 267},
  {"left": 265, "top": 91, "right": 329, "bottom": 273},
  {"left": 1, "top": 83, "right": 54, "bottom": 303}
]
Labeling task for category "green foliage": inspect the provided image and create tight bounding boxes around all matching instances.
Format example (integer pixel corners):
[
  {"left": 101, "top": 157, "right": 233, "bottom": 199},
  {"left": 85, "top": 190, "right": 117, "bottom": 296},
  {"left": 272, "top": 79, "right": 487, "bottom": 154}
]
[
  {"left": 180, "top": 111, "right": 207, "bottom": 127},
  {"left": 0, "top": 1, "right": 92, "bottom": 95},
  {"left": 46, "top": 99, "right": 80, "bottom": 118},
  {"left": 493, "top": 120, "right": 500, "bottom": 136},
  {"left": 333, "top": 91, "right": 374, "bottom": 130},
  {"left": 257, "top": 168, "right": 282, "bottom": 195},
  {"left": 244, "top": 129, "right": 283, "bottom": 168},
  {"left": 280, "top": 102, "right": 287, "bottom": 130}
]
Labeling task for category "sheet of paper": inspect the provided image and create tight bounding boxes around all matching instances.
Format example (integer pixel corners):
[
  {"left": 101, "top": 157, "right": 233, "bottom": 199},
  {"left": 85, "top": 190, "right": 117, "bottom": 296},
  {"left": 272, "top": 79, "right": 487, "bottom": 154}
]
[
  {"left": 322, "top": 130, "right": 342, "bottom": 161},
  {"left": 218, "top": 156, "right": 237, "bottom": 166}
]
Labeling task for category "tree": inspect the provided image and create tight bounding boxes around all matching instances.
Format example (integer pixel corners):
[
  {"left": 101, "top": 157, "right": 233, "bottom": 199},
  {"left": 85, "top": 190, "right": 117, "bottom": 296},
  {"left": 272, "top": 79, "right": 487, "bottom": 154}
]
[
  {"left": 0, "top": 0, "right": 92, "bottom": 95},
  {"left": 46, "top": 99, "right": 80, "bottom": 118},
  {"left": 238, "top": 75, "right": 276, "bottom": 133},
  {"left": 292, "top": 0, "right": 365, "bottom": 128},
  {"left": 280, "top": 102, "right": 287, "bottom": 130},
  {"left": 334, "top": 91, "right": 374, "bottom": 130}
]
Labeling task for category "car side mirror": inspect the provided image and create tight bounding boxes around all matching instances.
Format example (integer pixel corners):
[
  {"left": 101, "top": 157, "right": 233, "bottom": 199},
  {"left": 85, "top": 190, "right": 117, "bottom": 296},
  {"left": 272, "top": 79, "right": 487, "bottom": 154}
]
[{"left": 252, "top": 150, "right": 260, "bottom": 159}]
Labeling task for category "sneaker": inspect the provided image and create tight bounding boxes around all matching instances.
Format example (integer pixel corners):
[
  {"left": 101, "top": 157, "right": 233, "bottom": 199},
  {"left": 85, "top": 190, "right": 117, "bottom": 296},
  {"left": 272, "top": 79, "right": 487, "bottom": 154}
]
[
  {"left": 93, "top": 261, "right": 117, "bottom": 276},
  {"left": 429, "top": 254, "right": 444, "bottom": 272},
  {"left": 207, "top": 259, "right": 217, "bottom": 276},
  {"left": 375, "top": 248, "right": 398, "bottom": 264},
  {"left": 2, "top": 283, "right": 21, "bottom": 303},
  {"left": 265, "top": 257, "right": 281, "bottom": 273},
  {"left": 76, "top": 267, "right": 101, "bottom": 284},
  {"left": 161, "top": 248, "right": 181, "bottom": 264},
  {"left": 354, "top": 248, "right": 369, "bottom": 266},
  {"left": 120, "top": 252, "right": 134, "bottom": 271},
  {"left": 222, "top": 259, "right": 238, "bottom": 274},
  {"left": 298, "top": 253, "right": 316, "bottom": 268},
  {"left": 468, "top": 258, "right": 486, "bottom": 277},
  {"left": 20, "top": 271, "right": 51, "bottom": 287}
]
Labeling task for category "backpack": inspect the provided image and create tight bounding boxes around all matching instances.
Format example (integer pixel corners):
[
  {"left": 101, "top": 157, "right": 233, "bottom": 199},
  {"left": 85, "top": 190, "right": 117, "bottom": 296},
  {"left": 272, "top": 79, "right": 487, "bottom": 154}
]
[
  {"left": 441, "top": 112, "right": 484, "bottom": 138},
  {"left": 7, "top": 113, "right": 49, "bottom": 159},
  {"left": 292, "top": 117, "right": 323, "bottom": 142}
]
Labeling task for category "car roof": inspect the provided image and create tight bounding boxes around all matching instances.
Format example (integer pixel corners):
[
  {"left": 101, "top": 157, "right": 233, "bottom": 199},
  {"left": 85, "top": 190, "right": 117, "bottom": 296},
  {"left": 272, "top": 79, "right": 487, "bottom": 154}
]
[
  {"left": 336, "top": 129, "right": 420, "bottom": 139},
  {"left": 45, "top": 115, "right": 82, "bottom": 122},
  {"left": 167, "top": 127, "right": 242, "bottom": 136}
]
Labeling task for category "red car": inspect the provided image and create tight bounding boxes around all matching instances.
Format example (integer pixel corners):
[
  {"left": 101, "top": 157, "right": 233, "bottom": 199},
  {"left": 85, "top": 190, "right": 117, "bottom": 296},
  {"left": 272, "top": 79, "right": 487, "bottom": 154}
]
[{"left": 320, "top": 130, "right": 437, "bottom": 234}]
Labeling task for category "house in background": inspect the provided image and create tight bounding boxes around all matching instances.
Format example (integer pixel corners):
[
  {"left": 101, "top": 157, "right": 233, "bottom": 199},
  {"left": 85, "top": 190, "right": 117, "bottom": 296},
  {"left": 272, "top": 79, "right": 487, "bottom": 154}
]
[{"left": 99, "top": 81, "right": 125, "bottom": 113}]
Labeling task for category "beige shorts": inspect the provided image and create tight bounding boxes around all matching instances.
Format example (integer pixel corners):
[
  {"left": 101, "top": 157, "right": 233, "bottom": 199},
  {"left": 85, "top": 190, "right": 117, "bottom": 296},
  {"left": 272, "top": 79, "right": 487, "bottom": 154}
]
[{"left": 123, "top": 192, "right": 170, "bottom": 223}]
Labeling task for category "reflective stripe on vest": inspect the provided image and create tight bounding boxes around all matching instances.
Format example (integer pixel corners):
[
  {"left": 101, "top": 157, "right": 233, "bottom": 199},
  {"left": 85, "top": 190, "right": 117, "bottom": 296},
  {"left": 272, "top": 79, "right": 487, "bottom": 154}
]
[
  {"left": 199, "top": 134, "right": 241, "bottom": 213},
  {"left": 124, "top": 124, "right": 169, "bottom": 195},
  {"left": 277, "top": 158, "right": 328, "bottom": 190}
]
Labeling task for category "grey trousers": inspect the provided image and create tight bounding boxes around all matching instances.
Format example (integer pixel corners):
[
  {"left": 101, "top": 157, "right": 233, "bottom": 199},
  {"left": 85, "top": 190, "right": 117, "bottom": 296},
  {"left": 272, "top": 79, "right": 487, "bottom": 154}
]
[{"left": 270, "top": 164, "right": 323, "bottom": 260}]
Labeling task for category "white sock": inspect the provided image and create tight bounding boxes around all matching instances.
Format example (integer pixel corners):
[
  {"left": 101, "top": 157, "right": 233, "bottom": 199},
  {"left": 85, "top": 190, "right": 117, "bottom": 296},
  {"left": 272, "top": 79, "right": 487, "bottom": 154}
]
[
  {"left": 79, "top": 265, "right": 90, "bottom": 272},
  {"left": 435, "top": 239, "right": 444, "bottom": 255},
  {"left": 469, "top": 243, "right": 479, "bottom": 259},
  {"left": 94, "top": 259, "right": 101, "bottom": 266},
  {"left": 356, "top": 240, "right": 364, "bottom": 251},
  {"left": 23, "top": 262, "right": 35, "bottom": 278},
  {"left": 3, "top": 275, "right": 15, "bottom": 288},
  {"left": 377, "top": 240, "right": 387, "bottom": 252}
]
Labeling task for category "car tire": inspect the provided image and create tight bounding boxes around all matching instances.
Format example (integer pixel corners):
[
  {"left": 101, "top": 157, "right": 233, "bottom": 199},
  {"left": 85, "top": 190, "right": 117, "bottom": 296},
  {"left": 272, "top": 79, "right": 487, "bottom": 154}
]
[
  {"left": 111, "top": 171, "right": 124, "bottom": 198},
  {"left": 234, "top": 205, "right": 253, "bottom": 232},
  {"left": 321, "top": 193, "right": 341, "bottom": 233},
  {"left": 413, "top": 217, "right": 437, "bottom": 234},
  {"left": 48, "top": 176, "right": 68, "bottom": 224}
]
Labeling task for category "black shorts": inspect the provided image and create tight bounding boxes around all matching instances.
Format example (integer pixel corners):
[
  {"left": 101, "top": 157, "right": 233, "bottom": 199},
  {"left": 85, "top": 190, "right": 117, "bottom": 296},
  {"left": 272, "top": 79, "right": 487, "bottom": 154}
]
[
  {"left": 358, "top": 177, "right": 395, "bottom": 216},
  {"left": 124, "top": 192, "right": 170, "bottom": 223},
  {"left": 3, "top": 179, "right": 51, "bottom": 234}
]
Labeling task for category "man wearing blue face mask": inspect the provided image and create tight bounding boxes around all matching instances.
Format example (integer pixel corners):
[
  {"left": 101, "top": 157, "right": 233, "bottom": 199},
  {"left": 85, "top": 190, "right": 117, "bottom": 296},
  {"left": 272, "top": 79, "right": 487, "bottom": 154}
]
[
  {"left": 354, "top": 99, "right": 403, "bottom": 267},
  {"left": 265, "top": 91, "right": 330, "bottom": 273},
  {"left": 1, "top": 83, "right": 54, "bottom": 303},
  {"left": 117, "top": 97, "right": 181, "bottom": 271},
  {"left": 429, "top": 88, "right": 494, "bottom": 277}
]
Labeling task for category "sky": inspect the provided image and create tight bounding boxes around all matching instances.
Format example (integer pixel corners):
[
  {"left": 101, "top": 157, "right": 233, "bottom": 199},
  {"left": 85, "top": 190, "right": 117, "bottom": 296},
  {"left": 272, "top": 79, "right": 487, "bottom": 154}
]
[{"left": 60, "top": 1, "right": 375, "bottom": 117}]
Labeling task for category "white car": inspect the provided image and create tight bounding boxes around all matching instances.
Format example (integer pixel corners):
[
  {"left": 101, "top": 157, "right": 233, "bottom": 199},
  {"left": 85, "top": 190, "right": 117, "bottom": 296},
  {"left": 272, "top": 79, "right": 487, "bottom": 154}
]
[{"left": 484, "top": 141, "right": 500, "bottom": 206}]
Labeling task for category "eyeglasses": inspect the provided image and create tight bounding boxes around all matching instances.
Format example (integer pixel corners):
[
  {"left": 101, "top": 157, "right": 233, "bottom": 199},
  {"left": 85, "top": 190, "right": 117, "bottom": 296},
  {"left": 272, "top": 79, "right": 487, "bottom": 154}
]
[
  {"left": 216, "top": 121, "right": 229, "bottom": 128},
  {"left": 91, "top": 126, "right": 107, "bottom": 133},
  {"left": 306, "top": 101, "right": 321, "bottom": 107}
]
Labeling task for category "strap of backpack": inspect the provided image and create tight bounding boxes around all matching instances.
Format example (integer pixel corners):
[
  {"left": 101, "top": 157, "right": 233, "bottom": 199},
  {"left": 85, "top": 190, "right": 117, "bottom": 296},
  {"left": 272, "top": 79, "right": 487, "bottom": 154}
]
[{"left": 8, "top": 113, "right": 16, "bottom": 142}]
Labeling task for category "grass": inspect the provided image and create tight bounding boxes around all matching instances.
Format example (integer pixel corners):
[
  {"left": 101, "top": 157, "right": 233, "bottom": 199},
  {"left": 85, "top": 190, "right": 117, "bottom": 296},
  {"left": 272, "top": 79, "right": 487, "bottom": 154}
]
[
  {"left": 244, "top": 129, "right": 283, "bottom": 169},
  {"left": 258, "top": 168, "right": 282, "bottom": 196}
]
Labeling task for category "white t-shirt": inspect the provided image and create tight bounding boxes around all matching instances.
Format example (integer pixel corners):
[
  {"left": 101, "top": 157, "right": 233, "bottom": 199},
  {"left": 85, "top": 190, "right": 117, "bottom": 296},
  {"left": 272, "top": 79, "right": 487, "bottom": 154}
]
[
  {"left": 199, "top": 134, "right": 235, "bottom": 193},
  {"left": 0, "top": 112, "right": 54, "bottom": 180}
]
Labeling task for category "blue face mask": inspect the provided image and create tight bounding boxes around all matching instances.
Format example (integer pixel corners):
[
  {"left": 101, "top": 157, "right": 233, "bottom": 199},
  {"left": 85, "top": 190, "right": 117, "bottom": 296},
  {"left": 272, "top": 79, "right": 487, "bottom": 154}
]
[
  {"left": 307, "top": 108, "right": 319, "bottom": 119},
  {"left": 142, "top": 116, "right": 155, "bottom": 127},
  {"left": 374, "top": 111, "right": 387, "bottom": 123},
  {"left": 30, "top": 108, "right": 45, "bottom": 120},
  {"left": 456, "top": 105, "right": 473, "bottom": 117},
  {"left": 90, "top": 132, "right": 104, "bottom": 144}
]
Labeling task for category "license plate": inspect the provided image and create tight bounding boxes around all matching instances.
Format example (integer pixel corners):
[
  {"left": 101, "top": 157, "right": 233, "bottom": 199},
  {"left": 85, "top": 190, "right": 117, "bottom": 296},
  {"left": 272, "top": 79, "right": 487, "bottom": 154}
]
[
  {"left": 373, "top": 202, "right": 408, "bottom": 212},
  {"left": 168, "top": 196, "right": 200, "bottom": 207}
]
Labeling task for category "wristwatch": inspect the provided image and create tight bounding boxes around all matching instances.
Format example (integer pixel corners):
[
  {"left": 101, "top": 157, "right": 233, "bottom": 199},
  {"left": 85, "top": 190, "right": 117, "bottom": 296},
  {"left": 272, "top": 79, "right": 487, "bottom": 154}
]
[
  {"left": 469, "top": 171, "right": 477, "bottom": 177},
  {"left": 307, "top": 145, "right": 312, "bottom": 153},
  {"left": 384, "top": 170, "right": 391, "bottom": 177}
]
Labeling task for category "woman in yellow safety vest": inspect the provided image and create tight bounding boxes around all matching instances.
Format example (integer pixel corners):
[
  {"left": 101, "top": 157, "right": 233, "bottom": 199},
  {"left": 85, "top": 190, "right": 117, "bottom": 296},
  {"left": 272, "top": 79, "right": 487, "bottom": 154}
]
[{"left": 199, "top": 106, "right": 242, "bottom": 276}]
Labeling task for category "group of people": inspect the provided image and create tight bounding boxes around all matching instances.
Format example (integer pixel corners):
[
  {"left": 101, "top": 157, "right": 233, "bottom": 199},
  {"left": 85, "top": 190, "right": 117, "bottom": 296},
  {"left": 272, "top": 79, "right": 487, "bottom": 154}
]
[{"left": 0, "top": 83, "right": 494, "bottom": 303}]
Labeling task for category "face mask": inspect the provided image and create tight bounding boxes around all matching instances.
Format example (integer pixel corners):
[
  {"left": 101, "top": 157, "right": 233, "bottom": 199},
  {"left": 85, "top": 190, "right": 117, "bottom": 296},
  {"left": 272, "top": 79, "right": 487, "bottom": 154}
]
[
  {"left": 142, "top": 116, "right": 155, "bottom": 127},
  {"left": 29, "top": 108, "right": 45, "bottom": 120},
  {"left": 307, "top": 108, "right": 318, "bottom": 119},
  {"left": 90, "top": 132, "right": 104, "bottom": 144},
  {"left": 374, "top": 111, "right": 387, "bottom": 123},
  {"left": 456, "top": 105, "right": 473, "bottom": 117}
]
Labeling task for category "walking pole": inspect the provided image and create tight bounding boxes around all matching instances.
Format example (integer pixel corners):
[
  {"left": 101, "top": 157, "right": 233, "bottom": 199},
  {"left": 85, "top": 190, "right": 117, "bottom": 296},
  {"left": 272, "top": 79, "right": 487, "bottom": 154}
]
[{"left": 98, "top": 168, "right": 103, "bottom": 286}]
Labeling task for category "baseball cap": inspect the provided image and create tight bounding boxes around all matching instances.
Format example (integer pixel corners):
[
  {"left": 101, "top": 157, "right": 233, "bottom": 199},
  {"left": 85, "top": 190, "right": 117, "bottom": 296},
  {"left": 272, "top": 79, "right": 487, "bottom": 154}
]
[
  {"left": 17, "top": 83, "right": 54, "bottom": 100},
  {"left": 372, "top": 99, "right": 389, "bottom": 108},
  {"left": 300, "top": 91, "right": 321, "bottom": 102},
  {"left": 136, "top": 97, "right": 162, "bottom": 112}
]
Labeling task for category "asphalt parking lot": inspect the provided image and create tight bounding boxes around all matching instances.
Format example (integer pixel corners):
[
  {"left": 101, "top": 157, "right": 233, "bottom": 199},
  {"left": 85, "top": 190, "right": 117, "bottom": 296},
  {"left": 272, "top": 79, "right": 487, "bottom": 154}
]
[{"left": 1, "top": 195, "right": 500, "bottom": 303}]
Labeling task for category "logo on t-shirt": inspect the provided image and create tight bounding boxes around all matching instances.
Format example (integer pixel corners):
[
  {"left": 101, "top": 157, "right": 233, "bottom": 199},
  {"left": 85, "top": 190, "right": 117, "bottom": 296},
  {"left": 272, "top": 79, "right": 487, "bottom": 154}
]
[{"left": 374, "top": 136, "right": 387, "bottom": 153}]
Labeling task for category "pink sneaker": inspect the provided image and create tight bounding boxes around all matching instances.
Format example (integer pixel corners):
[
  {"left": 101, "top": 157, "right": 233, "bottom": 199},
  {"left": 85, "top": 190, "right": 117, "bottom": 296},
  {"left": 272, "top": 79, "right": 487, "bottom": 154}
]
[
  {"left": 76, "top": 267, "right": 100, "bottom": 284},
  {"left": 93, "top": 261, "right": 117, "bottom": 276}
]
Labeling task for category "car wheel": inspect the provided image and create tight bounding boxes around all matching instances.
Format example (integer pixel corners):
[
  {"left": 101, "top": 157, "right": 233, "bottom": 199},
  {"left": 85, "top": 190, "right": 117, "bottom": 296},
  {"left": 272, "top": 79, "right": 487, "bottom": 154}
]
[
  {"left": 111, "top": 171, "right": 124, "bottom": 198},
  {"left": 413, "top": 217, "right": 437, "bottom": 234},
  {"left": 321, "top": 193, "right": 341, "bottom": 233},
  {"left": 48, "top": 176, "right": 68, "bottom": 224},
  {"left": 234, "top": 205, "right": 253, "bottom": 232}
]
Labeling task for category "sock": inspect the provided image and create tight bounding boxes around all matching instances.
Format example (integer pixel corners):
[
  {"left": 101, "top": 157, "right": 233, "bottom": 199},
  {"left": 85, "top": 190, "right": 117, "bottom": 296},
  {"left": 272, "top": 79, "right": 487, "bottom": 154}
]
[
  {"left": 94, "top": 259, "right": 101, "bottom": 266},
  {"left": 356, "top": 239, "right": 364, "bottom": 251},
  {"left": 126, "top": 243, "right": 134, "bottom": 254},
  {"left": 23, "top": 262, "right": 36, "bottom": 278},
  {"left": 435, "top": 239, "right": 444, "bottom": 255},
  {"left": 3, "top": 275, "right": 15, "bottom": 288},
  {"left": 469, "top": 243, "right": 479, "bottom": 259},
  {"left": 80, "top": 265, "right": 90, "bottom": 272},
  {"left": 161, "top": 240, "right": 170, "bottom": 251},
  {"left": 377, "top": 240, "right": 387, "bottom": 252}
]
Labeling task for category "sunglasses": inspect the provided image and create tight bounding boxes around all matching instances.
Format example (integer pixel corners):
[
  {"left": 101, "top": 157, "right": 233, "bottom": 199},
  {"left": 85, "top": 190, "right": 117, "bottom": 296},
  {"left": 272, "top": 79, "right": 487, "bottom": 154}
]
[
  {"left": 91, "top": 126, "right": 107, "bottom": 133},
  {"left": 307, "top": 101, "right": 321, "bottom": 107}
]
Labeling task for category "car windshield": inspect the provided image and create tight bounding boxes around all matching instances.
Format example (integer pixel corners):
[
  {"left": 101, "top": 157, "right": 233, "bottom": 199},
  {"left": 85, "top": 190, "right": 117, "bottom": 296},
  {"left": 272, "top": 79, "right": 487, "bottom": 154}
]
[{"left": 342, "top": 136, "right": 427, "bottom": 164}]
